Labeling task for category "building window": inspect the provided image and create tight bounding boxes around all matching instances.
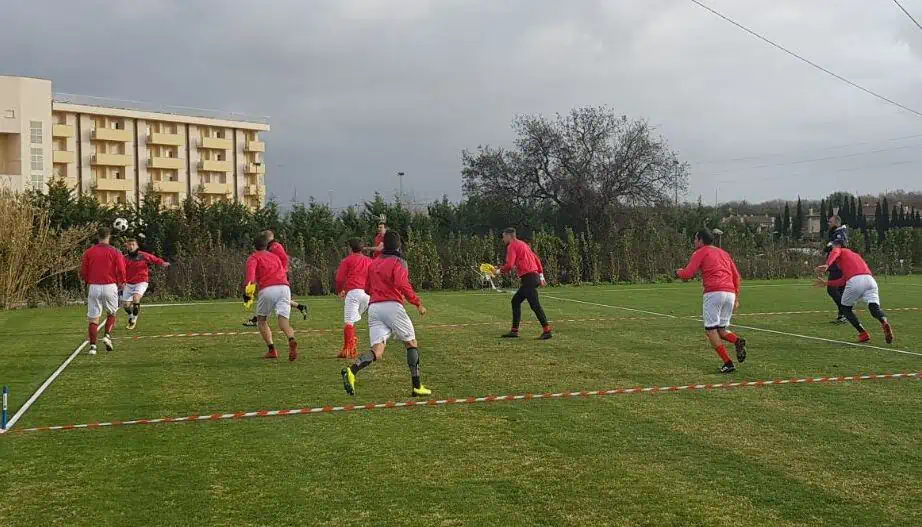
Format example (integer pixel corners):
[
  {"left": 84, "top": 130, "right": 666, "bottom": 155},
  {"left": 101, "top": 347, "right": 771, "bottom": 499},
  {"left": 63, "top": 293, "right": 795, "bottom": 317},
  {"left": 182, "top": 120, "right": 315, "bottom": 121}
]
[
  {"left": 113, "top": 168, "right": 122, "bottom": 180},
  {"left": 31, "top": 148, "right": 43, "bottom": 171},
  {"left": 30, "top": 121, "right": 43, "bottom": 144},
  {"left": 31, "top": 174, "right": 44, "bottom": 190},
  {"left": 4, "top": 109, "right": 14, "bottom": 118}
]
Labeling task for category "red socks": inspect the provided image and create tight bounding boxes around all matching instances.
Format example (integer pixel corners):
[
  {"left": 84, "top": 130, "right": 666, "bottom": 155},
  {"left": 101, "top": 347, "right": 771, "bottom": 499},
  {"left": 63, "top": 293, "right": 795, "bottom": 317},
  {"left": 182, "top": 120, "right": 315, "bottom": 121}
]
[
  {"left": 104, "top": 314, "right": 116, "bottom": 335},
  {"left": 721, "top": 332, "right": 739, "bottom": 344},
  {"left": 343, "top": 324, "right": 355, "bottom": 348},
  {"left": 714, "top": 344, "right": 732, "bottom": 364},
  {"left": 542, "top": 325, "right": 552, "bottom": 334},
  {"left": 88, "top": 322, "right": 99, "bottom": 344}
]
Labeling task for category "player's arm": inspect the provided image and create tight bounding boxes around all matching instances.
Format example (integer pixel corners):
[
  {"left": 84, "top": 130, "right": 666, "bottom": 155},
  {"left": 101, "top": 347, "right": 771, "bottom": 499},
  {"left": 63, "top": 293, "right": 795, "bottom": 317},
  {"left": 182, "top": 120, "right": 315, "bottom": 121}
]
[
  {"left": 335, "top": 260, "right": 349, "bottom": 295},
  {"left": 394, "top": 264, "right": 423, "bottom": 312},
  {"left": 824, "top": 247, "right": 842, "bottom": 267},
  {"left": 80, "top": 251, "right": 89, "bottom": 282},
  {"left": 143, "top": 251, "right": 169, "bottom": 268},
  {"left": 498, "top": 245, "right": 518, "bottom": 275},
  {"left": 115, "top": 252, "right": 127, "bottom": 288},
  {"left": 676, "top": 250, "right": 702, "bottom": 281},
  {"left": 268, "top": 242, "right": 288, "bottom": 269}
]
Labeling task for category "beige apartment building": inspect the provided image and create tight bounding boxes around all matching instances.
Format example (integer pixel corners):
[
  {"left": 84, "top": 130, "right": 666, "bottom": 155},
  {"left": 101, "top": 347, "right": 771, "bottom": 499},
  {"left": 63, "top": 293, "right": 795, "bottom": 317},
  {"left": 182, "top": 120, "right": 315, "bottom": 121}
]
[{"left": 0, "top": 75, "right": 269, "bottom": 208}]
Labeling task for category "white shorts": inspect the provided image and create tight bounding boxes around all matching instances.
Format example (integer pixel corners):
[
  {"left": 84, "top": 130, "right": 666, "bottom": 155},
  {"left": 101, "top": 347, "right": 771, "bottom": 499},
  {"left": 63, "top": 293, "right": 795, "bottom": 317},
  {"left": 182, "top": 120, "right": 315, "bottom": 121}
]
[
  {"left": 120, "top": 282, "right": 148, "bottom": 302},
  {"left": 368, "top": 301, "right": 416, "bottom": 346},
  {"left": 841, "top": 275, "right": 880, "bottom": 307},
  {"left": 344, "top": 289, "right": 370, "bottom": 324},
  {"left": 702, "top": 291, "right": 736, "bottom": 329},
  {"left": 87, "top": 284, "right": 119, "bottom": 320},
  {"left": 256, "top": 285, "right": 292, "bottom": 319}
]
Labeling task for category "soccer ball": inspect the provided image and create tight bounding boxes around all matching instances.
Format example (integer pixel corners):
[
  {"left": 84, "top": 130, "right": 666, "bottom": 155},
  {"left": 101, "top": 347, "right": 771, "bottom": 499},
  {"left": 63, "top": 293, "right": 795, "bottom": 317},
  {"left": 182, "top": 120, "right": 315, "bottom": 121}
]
[{"left": 113, "top": 217, "right": 129, "bottom": 232}]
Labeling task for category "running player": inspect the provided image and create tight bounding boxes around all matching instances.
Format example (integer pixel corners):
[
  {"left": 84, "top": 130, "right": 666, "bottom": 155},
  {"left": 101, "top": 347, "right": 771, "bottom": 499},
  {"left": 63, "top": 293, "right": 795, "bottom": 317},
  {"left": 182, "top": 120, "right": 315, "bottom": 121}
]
[
  {"left": 341, "top": 231, "right": 430, "bottom": 397},
  {"left": 242, "top": 233, "right": 298, "bottom": 361},
  {"left": 815, "top": 247, "right": 894, "bottom": 343},
  {"left": 243, "top": 229, "right": 308, "bottom": 326},
  {"left": 121, "top": 238, "right": 170, "bottom": 330},
  {"left": 824, "top": 215, "right": 849, "bottom": 324},
  {"left": 364, "top": 221, "right": 387, "bottom": 259},
  {"left": 676, "top": 229, "right": 747, "bottom": 373},
  {"left": 335, "top": 239, "right": 372, "bottom": 359},
  {"left": 80, "top": 227, "right": 126, "bottom": 355},
  {"left": 495, "top": 228, "right": 552, "bottom": 340}
]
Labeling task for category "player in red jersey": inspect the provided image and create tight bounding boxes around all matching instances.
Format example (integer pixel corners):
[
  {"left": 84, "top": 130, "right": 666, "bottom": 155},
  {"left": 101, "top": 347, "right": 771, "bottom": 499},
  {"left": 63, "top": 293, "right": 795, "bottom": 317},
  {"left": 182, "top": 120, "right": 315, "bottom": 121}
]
[
  {"left": 335, "top": 238, "right": 372, "bottom": 359},
  {"left": 121, "top": 238, "right": 169, "bottom": 330},
  {"left": 243, "top": 233, "right": 298, "bottom": 361},
  {"left": 676, "top": 229, "right": 748, "bottom": 373},
  {"left": 495, "top": 228, "right": 552, "bottom": 339},
  {"left": 80, "top": 227, "right": 126, "bottom": 355},
  {"left": 364, "top": 221, "right": 387, "bottom": 259},
  {"left": 341, "top": 231, "right": 430, "bottom": 397},
  {"left": 815, "top": 247, "right": 893, "bottom": 343},
  {"left": 243, "top": 230, "right": 308, "bottom": 326}
]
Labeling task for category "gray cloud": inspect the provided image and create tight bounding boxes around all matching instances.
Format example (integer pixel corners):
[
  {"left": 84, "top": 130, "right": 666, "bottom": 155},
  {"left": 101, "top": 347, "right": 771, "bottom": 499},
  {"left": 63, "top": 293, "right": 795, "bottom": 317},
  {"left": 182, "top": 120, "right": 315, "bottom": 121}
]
[{"left": 3, "top": 0, "right": 920, "bottom": 207}]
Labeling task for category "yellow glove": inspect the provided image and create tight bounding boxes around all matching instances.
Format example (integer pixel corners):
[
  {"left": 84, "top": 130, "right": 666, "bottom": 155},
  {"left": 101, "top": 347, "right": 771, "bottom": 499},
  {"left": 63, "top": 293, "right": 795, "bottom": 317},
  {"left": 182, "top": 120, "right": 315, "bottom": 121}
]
[{"left": 243, "top": 282, "right": 256, "bottom": 309}]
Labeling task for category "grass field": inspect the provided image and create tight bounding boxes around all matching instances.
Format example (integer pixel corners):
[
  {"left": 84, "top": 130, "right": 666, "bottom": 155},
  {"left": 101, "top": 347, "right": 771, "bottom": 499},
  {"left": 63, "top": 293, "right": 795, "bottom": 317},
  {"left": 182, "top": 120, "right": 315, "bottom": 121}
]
[{"left": 1, "top": 277, "right": 921, "bottom": 526}]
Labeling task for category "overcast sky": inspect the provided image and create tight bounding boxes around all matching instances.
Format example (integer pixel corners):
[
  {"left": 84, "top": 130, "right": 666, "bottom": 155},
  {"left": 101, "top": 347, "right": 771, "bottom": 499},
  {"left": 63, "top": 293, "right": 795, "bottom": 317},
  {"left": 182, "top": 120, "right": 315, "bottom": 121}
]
[{"left": 3, "top": 0, "right": 921, "bottom": 207}]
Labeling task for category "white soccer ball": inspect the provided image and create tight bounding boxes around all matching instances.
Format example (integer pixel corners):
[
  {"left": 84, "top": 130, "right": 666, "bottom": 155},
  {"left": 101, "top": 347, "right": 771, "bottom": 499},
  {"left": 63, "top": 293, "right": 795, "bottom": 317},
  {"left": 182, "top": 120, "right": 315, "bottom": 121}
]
[{"left": 113, "top": 217, "right": 129, "bottom": 232}]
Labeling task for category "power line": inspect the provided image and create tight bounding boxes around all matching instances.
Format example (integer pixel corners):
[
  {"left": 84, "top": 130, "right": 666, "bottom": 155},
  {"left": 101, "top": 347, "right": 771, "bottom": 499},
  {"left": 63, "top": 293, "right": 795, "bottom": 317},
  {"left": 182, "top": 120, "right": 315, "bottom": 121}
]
[
  {"left": 694, "top": 142, "right": 922, "bottom": 176},
  {"left": 690, "top": 132, "right": 922, "bottom": 165},
  {"left": 893, "top": 0, "right": 922, "bottom": 32},
  {"left": 688, "top": 0, "right": 922, "bottom": 119}
]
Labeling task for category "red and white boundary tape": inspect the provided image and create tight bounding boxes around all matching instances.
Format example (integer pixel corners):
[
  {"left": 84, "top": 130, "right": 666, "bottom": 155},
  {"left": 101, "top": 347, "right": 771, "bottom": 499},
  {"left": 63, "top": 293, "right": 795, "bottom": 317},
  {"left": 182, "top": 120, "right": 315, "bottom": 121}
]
[{"left": 7, "top": 372, "right": 918, "bottom": 435}]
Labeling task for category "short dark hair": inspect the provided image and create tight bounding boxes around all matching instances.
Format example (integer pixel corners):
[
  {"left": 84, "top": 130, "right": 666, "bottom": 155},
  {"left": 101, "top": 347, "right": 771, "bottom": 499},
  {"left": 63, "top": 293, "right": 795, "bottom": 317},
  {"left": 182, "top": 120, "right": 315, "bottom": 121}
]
[
  {"left": 348, "top": 238, "right": 363, "bottom": 253},
  {"left": 254, "top": 233, "right": 270, "bottom": 251},
  {"left": 383, "top": 230, "right": 401, "bottom": 252},
  {"left": 695, "top": 229, "right": 715, "bottom": 246},
  {"left": 125, "top": 238, "right": 137, "bottom": 244},
  {"left": 502, "top": 227, "right": 516, "bottom": 236},
  {"left": 97, "top": 227, "right": 111, "bottom": 242}
]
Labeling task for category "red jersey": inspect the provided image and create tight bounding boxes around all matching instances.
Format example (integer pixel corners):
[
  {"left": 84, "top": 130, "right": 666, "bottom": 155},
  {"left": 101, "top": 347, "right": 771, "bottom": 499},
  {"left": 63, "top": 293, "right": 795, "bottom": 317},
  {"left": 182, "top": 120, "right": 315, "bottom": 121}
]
[
  {"left": 371, "top": 233, "right": 385, "bottom": 259},
  {"left": 267, "top": 240, "right": 289, "bottom": 270},
  {"left": 677, "top": 245, "right": 741, "bottom": 294},
  {"left": 500, "top": 239, "right": 544, "bottom": 278},
  {"left": 826, "top": 248, "right": 872, "bottom": 287},
  {"left": 365, "top": 255, "right": 421, "bottom": 307},
  {"left": 124, "top": 251, "right": 166, "bottom": 284},
  {"left": 244, "top": 250, "right": 288, "bottom": 289},
  {"left": 81, "top": 243, "right": 126, "bottom": 285},
  {"left": 336, "top": 252, "right": 371, "bottom": 293}
]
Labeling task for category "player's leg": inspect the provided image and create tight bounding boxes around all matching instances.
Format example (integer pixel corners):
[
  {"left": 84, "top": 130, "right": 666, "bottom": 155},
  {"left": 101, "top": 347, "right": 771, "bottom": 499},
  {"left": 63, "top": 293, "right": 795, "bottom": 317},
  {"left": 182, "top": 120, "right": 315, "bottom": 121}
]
[
  {"left": 703, "top": 293, "right": 734, "bottom": 372},
  {"left": 87, "top": 285, "right": 102, "bottom": 355},
  {"left": 339, "top": 290, "right": 360, "bottom": 359},
  {"left": 522, "top": 274, "right": 552, "bottom": 338},
  {"left": 716, "top": 293, "right": 746, "bottom": 363},
  {"left": 289, "top": 298, "right": 309, "bottom": 320},
  {"left": 276, "top": 286, "right": 297, "bottom": 361},
  {"left": 101, "top": 285, "right": 118, "bottom": 351},
  {"left": 826, "top": 264, "right": 846, "bottom": 323},
  {"left": 256, "top": 288, "right": 278, "bottom": 358},
  {"left": 342, "top": 303, "right": 389, "bottom": 395},
  {"left": 392, "top": 304, "right": 429, "bottom": 396},
  {"left": 128, "top": 282, "right": 147, "bottom": 329},
  {"left": 862, "top": 277, "right": 893, "bottom": 343},
  {"left": 503, "top": 284, "right": 527, "bottom": 337},
  {"left": 839, "top": 279, "right": 869, "bottom": 341}
]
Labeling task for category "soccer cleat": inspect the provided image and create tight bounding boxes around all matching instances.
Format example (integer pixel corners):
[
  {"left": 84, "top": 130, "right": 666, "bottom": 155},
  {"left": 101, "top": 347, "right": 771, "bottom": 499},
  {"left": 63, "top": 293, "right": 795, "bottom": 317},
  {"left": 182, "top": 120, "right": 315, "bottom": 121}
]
[
  {"left": 88, "top": 344, "right": 97, "bottom": 356},
  {"left": 242, "top": 317, "right": 258, "bottom": 327},
  {"left": 735, "top": 337, "right": 747, "bottom": 363},
  {"left": 719, "top": 362, "right": 736, "bottom": 374},
  {"left": 882, "top": 321, "right": 894, "bottom": 344},
  {"left": 538, "top": 331, "right": 553, "bottom": 340},
  {"left": 102, "top": 335, "right": 114, "bottom": 352},
  {"left": 411, "top": 385, "right": 432, "bottom": 397},
  {"left": 126, "top": 317, "right": 137, "bottom": 330},
  {"left": 264, "top": 348, "right": 279, "bottom": 359},
  {"left": 296, "top": 304, "right": 309, "bottom": 320},
  {"left": 857, "top": 331, "right": 871, "bottom": 343},
  {"left": 500, "top": 331, "right": 519, "bottom": 338},
  {"left": 832, "top": 316, "right": 847, "bottom": 325},
  {"left": 288, "top": 340, "right": 298, "bottom": 362},
  {"left": 341, "top": 368, "right": 356, "bottom": 396}
]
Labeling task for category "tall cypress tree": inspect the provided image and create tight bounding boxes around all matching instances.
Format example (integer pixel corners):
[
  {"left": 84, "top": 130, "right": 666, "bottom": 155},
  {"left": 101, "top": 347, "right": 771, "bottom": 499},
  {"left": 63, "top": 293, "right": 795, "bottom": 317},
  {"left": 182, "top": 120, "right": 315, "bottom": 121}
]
[
  {"left": 783, "top": 203, "right": 791, "bottom": 237},
  {"left": 850, "top": 196, "right": 858, "bottom": 225},
  {"left": 820, "top": 199, "right": 828, "bottom": 235},
  {"left": 893, "top": 205, "right": 900, "bottom": 229},
  {"left": 875, "top": 202, "right": 884, "bottom": 239},
  {"left": 882, "top": 197, "right": 890, "bottom": 231},
  {"left": 792, "top": 197, "right": 803, "bottom": 239},
  {"left": 856, "top": 197, "right": 865, "bottom": 230}
]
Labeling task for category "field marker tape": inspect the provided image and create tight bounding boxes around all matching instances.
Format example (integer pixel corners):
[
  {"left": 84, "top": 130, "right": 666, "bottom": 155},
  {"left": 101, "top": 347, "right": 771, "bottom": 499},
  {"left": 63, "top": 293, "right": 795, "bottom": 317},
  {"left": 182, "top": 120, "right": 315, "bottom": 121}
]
[
  {"left": 0, "top": 341, "right": 88, "bottom": 434},
  {"left": 6, "top": 372, "right": 918, "bottom": 435},
  {"left": 545, "top": 295, "right": 678, "bottom": 318}
]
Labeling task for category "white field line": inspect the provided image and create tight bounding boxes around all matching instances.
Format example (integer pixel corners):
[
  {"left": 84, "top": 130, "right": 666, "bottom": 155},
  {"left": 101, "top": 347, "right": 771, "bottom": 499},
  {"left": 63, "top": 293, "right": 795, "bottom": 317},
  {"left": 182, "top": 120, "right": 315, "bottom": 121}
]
[
  {"left": 1, "top": 341, "right": 88, "bottom": 433},
  {"left": 544, "top": 295, "right": 678, "bottom": 318},
  {"left": 545, "top": 296, "right": 922, "bottom": 358}
]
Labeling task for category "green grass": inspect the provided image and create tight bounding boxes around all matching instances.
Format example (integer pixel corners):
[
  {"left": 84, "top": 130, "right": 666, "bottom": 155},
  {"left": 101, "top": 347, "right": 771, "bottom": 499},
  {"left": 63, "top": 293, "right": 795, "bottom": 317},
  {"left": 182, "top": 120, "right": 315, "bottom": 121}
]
[{"left": 1, "top": 277, "right": 921, "bottom": 526}]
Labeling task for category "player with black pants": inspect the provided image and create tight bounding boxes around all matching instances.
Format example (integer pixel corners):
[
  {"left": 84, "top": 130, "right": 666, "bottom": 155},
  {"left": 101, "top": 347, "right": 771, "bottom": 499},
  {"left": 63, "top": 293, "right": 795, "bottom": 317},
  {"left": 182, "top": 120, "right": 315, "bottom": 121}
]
[
  {"left": 825, "top": 215, "right": 848, "bottom": 324},
  {"left": 495, "top": 228, "right": 552, "bottom": 340}
]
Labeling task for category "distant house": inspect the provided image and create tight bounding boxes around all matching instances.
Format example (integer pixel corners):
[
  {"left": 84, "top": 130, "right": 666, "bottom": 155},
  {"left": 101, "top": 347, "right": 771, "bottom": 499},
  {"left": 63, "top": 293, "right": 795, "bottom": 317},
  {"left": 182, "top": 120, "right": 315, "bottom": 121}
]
[
  {"left": 721, "top": 210, "right": 776, "bottom": 233},
  {"left": 806, "top": 208, "right": 821, "bottom": 236}
]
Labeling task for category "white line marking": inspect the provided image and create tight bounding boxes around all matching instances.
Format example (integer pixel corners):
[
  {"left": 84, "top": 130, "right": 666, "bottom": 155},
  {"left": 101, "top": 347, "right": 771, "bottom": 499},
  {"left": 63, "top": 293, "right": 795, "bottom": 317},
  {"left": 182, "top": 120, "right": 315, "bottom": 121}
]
[
  {"left": 1, "top": 340, "right": 88, "bottom": 433},
  {"left": 143, "top": 301, "right": 240, "bottom": 308},
  {"left": 545, "top": 295, "right": 677, "bottom": 318}
]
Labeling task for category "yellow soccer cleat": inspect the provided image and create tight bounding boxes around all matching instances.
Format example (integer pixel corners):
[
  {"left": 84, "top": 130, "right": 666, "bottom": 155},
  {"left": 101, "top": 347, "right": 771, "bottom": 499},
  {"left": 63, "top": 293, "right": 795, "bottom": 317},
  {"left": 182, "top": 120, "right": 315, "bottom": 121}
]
[
  {"left": 341, "top": 368, "right": 356, "bottom": 396},
  {"left": 411, "top": 385, "right": 432, "bottom": 397}
]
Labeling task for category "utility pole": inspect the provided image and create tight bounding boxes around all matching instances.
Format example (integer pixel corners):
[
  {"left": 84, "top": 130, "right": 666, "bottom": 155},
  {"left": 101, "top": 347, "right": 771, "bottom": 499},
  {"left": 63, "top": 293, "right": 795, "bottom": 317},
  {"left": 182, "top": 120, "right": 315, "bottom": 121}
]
[
  {"left": 397, "top": 171, "right": 405, "bottom": 202},
  {"left": 328, "top": 189, "right": 334, "bottom": 208}
]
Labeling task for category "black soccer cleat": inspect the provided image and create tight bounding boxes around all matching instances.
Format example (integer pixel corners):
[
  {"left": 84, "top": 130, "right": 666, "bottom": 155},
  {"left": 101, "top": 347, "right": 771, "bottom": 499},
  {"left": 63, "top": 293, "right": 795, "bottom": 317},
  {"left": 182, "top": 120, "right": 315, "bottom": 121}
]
[
  {"left": 242, "top": 316, "right": 258, "bottom": 327},
  {"left": 538, "top": 331, "right": 553, "bottom": 340},
  {"left": 500, "top": 331, "right": 520, "bottom": 338},
  {"left": 831, "top": 316, "right": 847, "bottom": 325},
  {"left": 734, "top": 337, "right": 747, "bottom": 363},
  {"left": 296, "top": 304, "right": 309, "bottom": 320},
  {"left": 720, "top": 361, "right": 736, "bottom": 374}
]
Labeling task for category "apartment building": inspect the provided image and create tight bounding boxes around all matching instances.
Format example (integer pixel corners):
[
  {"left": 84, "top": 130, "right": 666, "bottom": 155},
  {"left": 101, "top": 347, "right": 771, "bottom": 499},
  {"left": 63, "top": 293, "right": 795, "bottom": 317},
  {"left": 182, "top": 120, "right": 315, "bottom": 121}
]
[{"left": 0, "top": 75, "right": 269, "bottom": 208}]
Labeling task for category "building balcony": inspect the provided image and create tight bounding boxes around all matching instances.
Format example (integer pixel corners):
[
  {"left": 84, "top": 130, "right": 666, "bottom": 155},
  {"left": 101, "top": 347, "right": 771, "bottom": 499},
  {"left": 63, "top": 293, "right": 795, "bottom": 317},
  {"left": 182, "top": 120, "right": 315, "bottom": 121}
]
[
  {"left": 92, "top": 128, "right": 132, "bottom": 142},
  {"left": 148, "top": 156, "right": 184, "bottom": 170},
  {"left": 246, "top": 140, "right": 265, "bottom": 152},
  {"left": 245, "top": 163, "right": 265, "bottom": 175},
  {"left": 199, "top": 136, "right": 232, "bottom": 150},
  {"left": 148, "top": 132, "right": 184, "bottom": 146},
  {"left": 153, "top": 180, "right": 185, "bottom": 194},
  {"left": 244, "top": 184, "right": 266, "bottom": 196},
  {"left": 199, "top": 159, "right": 231, "bottom": 172},
  {"left": 92, "top": 153, "right": 132, "bottom": 166},
  {"left": 200, "top": 182, "right": 232, "bottom": 195},
  {"left": 53, "top": 150, "right": 76, "bottom": 164},
  {"left": 52, "top": 124, "right": 74, "bottom": 138},
  {"left": 95, "top": 177, "right": 134, "bottom": 192}
]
